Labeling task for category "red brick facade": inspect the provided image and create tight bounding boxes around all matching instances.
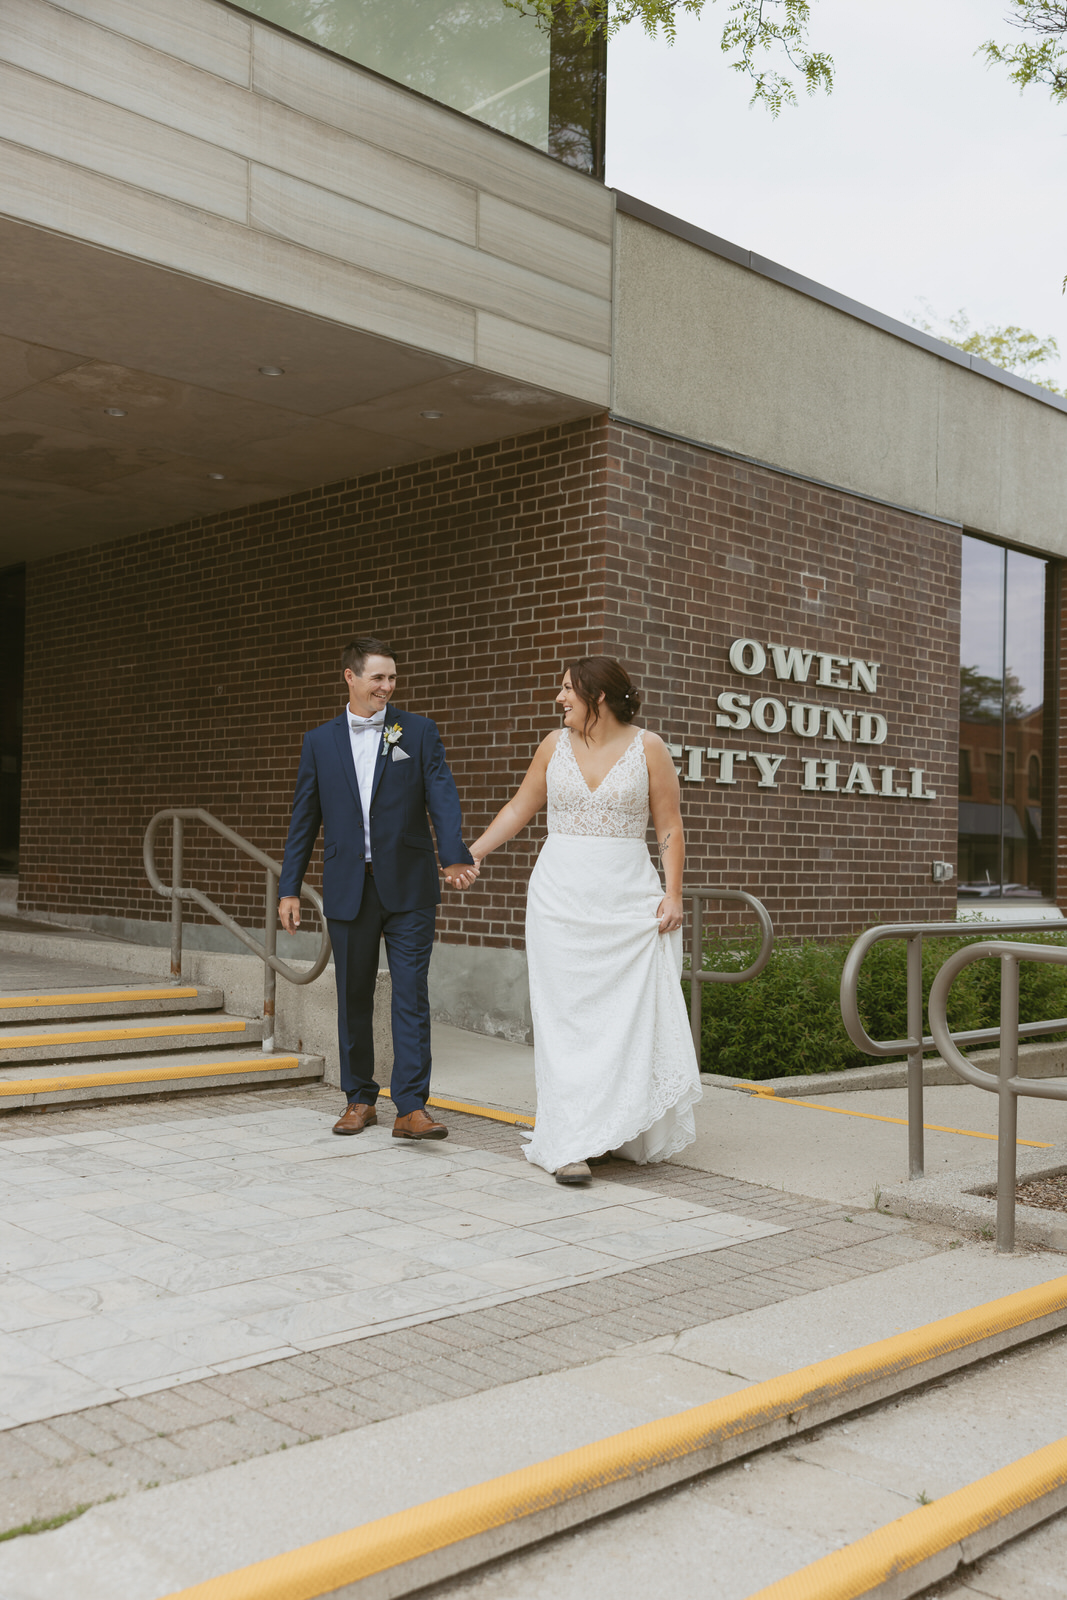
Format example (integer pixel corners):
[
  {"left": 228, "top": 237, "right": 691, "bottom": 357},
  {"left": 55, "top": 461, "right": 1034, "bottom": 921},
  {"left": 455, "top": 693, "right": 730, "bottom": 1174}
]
[{"left": 20, "top": 415, "right": 970, "bottom": 948}]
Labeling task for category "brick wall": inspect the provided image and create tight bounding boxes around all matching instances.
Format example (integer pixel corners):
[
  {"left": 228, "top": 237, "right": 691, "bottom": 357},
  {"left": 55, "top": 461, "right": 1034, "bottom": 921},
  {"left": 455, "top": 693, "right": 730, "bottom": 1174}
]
[
  {"left": 20, "top": 418, "right": 610, "bottom": 951},
  {"left": 600, "top": 423, "right": 961, "bottom": 935},
  {"left": 20, "top": 415, "right": 968, "bottom": 949}
]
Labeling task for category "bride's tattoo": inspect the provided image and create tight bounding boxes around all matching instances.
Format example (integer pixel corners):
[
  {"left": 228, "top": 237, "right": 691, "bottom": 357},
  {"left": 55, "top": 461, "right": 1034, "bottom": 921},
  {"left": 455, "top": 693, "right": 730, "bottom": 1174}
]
[{"left": 658, "top": 831, "right": 672, "bottom": 859}]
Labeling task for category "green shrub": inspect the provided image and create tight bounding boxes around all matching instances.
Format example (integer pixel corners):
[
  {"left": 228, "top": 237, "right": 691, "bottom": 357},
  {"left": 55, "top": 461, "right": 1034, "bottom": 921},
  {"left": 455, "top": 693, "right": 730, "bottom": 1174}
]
[{"left": 681, "top": 927, "right": 1067, "bottom": 1080}]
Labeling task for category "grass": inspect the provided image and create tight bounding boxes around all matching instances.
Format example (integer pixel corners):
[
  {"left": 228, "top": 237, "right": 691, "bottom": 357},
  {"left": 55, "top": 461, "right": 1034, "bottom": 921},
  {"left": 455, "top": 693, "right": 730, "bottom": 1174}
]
[
  {"left": 683, "top": 925, "right": 1067, "bottom": 1080},
  {"left": 0, "top": 1504, "right": 92, "bottom": 1543}
]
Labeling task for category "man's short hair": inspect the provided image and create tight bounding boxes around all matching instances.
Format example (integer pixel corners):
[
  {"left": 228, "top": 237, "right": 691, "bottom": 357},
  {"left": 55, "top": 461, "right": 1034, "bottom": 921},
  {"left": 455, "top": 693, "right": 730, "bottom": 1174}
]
[{"left": 342, "top": 637, "right": 396, "bottom": 677}]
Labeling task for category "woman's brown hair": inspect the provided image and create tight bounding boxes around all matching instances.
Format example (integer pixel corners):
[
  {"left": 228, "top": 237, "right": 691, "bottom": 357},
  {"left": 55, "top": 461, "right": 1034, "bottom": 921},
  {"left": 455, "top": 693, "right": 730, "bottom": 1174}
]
[{"left": 566, "top": 657, "right": 642, "bottom": 735}]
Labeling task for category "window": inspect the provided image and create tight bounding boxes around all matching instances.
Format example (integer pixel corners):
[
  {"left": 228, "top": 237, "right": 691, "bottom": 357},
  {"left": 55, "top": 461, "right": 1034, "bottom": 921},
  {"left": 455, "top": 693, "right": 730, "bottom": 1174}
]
[
  {"left": 1029, "top": 754, "right": 1042, "bottom": 802},
  {"left": 957, "top": 536, "right": 1054, "bottom": 901},
  {"left": 958, "top": 749, "right": 972, "bottom": 796},
  {"left": 230, "top": 1, "right": 606, "bottom": 175}
]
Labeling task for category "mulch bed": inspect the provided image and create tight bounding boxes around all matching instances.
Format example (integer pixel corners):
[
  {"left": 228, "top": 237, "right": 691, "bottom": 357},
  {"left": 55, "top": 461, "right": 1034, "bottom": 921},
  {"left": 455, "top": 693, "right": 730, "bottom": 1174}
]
[{"left": 1015, "top": 1172, "right": 1067, "bottom": 1212}]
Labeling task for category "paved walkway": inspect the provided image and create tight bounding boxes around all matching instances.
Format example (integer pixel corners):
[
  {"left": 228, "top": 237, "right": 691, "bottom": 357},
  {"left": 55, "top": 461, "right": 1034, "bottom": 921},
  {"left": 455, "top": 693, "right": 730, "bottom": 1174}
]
[{"left": 0, "top": 1085, "right": 943, "bottom": 1536}]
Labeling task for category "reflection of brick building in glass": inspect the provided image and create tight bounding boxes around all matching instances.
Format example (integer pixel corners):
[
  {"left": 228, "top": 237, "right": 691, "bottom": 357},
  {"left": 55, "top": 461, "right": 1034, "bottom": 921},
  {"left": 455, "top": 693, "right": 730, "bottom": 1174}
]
[{"left": 958, "top": 705, "right": 1044, "bottom": 893}]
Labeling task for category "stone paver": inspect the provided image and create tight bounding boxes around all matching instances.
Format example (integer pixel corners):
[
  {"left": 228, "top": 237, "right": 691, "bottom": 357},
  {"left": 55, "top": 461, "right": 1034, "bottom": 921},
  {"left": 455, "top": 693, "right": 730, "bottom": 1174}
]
[
  {"left": 0, "top": 1093, "right": 790, "bottom": 1429},
  {"left": 0, "top": 1085, "right": 949, "bottom": 1535}
]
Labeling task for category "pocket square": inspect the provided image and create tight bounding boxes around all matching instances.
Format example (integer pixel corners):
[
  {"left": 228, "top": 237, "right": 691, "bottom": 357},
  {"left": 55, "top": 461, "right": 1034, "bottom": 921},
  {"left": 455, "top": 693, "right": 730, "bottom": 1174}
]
[{"left": 391, "top": 746, "right": 411, "bottom": 762}]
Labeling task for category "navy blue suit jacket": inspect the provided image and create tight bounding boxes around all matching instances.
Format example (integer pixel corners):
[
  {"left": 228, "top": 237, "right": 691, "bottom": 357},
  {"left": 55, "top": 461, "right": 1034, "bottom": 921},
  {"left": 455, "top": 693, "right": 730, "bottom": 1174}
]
[{"left": 278, "top": 707, "right": 473, "bottom": 919}]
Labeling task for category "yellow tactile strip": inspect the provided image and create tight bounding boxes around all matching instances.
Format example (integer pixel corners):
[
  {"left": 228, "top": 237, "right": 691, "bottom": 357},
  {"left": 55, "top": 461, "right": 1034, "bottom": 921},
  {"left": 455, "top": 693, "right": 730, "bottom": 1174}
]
[
  {"left": 159, "top": 1277, "right": 1067, "bottom": 1600},
  {"left": 0, "top": 1020, "right": 245, "bottom": 1049},
  {"left": 0, "top": 1058, "right": 302, "bottom": 1096},
  {"left": 428, "top": 1094, "right": 535, "bottom": 1128},
  {"left": 746, "top": 1084, "right": 1054, "bottom": 1149},
  {"left": 0, "top": 988, "right": 200, "bottom": 1008},
  {"left": 745, "top": 1434, "right": 1067, "bottom": 1599}
]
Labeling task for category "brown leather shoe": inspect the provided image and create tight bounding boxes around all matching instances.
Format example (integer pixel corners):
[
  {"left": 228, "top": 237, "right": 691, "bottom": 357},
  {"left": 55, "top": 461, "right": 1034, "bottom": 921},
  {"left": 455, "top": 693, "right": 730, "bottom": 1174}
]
[
  {"left": 392, "top": 1107, "right": 448, "bottom": 1140},
  {"left": 332, "top": 1102, "right": 378, "bottom": 1136}
]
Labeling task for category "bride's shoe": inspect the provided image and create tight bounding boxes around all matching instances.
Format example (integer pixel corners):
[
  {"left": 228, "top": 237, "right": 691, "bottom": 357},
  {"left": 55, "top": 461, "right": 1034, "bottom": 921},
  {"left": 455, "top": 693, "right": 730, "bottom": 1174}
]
[{"left": 555, "top": 1161, "right": 591, "bottom": 1185}]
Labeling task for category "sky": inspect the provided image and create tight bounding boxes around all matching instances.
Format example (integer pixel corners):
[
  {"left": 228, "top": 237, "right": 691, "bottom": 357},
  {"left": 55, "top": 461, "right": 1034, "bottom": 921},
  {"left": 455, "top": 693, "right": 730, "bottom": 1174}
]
[{"left": 605, "top": 0, "right": 1067, "bottom": 387}]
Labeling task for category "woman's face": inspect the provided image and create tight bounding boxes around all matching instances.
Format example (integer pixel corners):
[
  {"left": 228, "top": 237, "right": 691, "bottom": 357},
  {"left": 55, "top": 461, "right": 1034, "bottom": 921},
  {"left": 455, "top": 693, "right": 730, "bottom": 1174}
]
[{"left": 556, "top": 672, "right": 588, "bottom": 735}]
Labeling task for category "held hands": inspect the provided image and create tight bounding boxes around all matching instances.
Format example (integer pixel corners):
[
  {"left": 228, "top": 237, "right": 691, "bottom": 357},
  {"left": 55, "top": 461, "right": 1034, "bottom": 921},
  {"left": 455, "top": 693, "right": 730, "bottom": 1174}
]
[
  {"left": 443, "top": 860, "right": 480, "bottom": 890},
  {"left": 656, "top": 893, "right": 684, "bottom": 935}
]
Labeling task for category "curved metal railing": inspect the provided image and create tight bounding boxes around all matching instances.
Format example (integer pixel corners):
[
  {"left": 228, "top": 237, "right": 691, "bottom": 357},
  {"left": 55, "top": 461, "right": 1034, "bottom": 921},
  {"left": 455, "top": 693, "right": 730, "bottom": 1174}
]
[
  {"left": 144, "top": 808, "right": 331, "bottom": 1053},
  {"left": 685, "top": 888, "right": 774, "bottom": 1055},
  {"left": 929, "top": 940, "right": 1067, "bottom": 1252},
  {"left": 841, "top": 918, "right": 1067, "bottom": 1181}
]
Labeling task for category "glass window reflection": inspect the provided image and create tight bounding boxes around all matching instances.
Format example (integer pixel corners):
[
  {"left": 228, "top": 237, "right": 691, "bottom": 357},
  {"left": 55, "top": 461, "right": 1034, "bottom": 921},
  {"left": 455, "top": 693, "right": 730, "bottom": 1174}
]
[
  {"left": 958, "top": 534, "right": 1052, "bottom": 902},
  {"left": 230, "top": 0, "right": 605, "bottom": 174}
]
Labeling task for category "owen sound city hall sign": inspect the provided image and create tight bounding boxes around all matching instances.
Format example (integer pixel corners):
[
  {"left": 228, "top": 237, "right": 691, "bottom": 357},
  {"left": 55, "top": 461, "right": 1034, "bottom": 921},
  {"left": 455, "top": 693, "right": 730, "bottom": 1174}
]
[{"left": 666, "top": 638, "right": 936, "bottom": 802}]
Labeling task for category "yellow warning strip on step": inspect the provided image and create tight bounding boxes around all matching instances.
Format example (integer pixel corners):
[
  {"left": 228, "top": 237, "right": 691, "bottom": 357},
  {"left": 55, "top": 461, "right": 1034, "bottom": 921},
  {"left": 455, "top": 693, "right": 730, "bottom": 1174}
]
[
  {"left": 0, "top": 1058, "right": 302, "bottom": 1096},
  {"left": 744, "top": 1085, "right": 1053, "bottom": 1149},
  {"left": 0, "top": 988, "right": 200, "bottom": 1008},
  {"left": 744, "top": 1433, "right": 1067, "bottom": 1600},
  {"left": 0, "top": 1020, "right": 245, "bottom": 1049},
  {"left": 159, "top": 1276, "right": 1067, "bottom": 1600},
  {"left": 427, "top": 1095, "right": 535, "bottom": 1128}
]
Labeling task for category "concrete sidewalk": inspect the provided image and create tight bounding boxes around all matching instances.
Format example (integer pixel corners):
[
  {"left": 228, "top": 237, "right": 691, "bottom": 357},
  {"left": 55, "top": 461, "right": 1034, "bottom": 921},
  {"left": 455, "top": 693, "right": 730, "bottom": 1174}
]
[
  {"left": 2, "top": 1244, "right": 1065, "bottom": 1600},
  {"left": 4, "top": 926, "right": 1067, "bottom": 1598}
]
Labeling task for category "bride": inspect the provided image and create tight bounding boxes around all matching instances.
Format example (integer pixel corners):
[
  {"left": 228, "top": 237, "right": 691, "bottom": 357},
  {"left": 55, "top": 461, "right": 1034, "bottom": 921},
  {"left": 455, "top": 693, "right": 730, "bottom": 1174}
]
[{"left": 468, "top": 656, "right": 702, "bottom": 1184}]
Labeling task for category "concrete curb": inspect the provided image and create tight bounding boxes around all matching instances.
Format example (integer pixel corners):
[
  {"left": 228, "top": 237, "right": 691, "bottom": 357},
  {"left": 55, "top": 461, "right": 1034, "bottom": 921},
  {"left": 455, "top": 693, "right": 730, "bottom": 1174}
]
[
  {"left": 159, "top": 1278, "right": 1067, "bottom": 1600},
  {"left": 881, "top": 1143, "right": 1067, "bottom": 1252},
  {"left": 702, "top": 1039, "right": 1067, "bottom": 1098},
  {"left": 747, "top": 1435, "right": 1067, "bottom": 1600}
]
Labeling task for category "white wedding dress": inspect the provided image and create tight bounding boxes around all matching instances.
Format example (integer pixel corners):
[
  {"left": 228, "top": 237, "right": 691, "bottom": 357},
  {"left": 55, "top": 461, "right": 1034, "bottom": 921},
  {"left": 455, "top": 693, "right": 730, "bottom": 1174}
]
[{"left": 522, "top": 728, "right": 702, "bottom": 1172}]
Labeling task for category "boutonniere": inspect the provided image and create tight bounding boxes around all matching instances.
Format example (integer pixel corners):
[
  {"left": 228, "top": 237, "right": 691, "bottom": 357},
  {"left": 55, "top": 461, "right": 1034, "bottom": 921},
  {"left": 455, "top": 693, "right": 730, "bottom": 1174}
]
[{"left": 382, "top": 722, "right": 410, "bottom": 762}]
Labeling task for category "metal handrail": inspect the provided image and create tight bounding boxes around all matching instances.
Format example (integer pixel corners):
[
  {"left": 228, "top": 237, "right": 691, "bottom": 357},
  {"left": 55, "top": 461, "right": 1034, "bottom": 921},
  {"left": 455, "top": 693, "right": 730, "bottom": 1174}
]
[
  {"left": 144, "top": 808, "right": 331, "bottom": 1053},
  {"left": 685, "top": 888, "right": 774, "bottom": 1055},
  {"left": 840, "top": 918, "right": 1067, "bottom": 1180},
  {"left": 929, "top": 941, "right": 1067, "bottom": 1252}
]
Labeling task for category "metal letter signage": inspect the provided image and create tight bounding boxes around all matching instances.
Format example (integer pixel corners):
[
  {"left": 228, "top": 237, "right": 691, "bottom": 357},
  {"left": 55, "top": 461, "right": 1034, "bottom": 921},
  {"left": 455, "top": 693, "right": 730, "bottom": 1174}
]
[{"left": 667, "top": 640, "right": 934, "bottom": 802}]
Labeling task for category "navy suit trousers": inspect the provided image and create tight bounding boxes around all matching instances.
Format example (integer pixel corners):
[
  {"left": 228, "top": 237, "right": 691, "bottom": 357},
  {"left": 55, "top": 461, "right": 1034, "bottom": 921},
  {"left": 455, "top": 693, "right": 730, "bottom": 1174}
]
[{"left": 327, "top": 879, "right": 436, "bottom": 1116}]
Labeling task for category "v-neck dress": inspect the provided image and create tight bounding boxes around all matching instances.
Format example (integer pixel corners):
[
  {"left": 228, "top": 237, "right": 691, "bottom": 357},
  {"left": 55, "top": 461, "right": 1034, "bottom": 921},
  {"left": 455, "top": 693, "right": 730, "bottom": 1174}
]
[{"left": 521, "top": 729, "right": 702, "bottom": 1171}]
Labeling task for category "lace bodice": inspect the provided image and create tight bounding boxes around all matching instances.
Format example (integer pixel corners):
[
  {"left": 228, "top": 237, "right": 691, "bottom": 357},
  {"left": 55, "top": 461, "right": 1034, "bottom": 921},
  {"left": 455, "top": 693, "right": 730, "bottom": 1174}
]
[{"left": 546, "top": 728, "right": 649, "bottom": 838}]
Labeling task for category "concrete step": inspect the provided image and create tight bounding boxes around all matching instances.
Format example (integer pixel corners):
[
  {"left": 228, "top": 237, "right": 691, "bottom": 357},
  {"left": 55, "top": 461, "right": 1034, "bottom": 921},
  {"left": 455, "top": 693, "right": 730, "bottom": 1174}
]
[
  {"left": 0, "top": 1046, "right": 324, "bottom": 1108},
  {"left": 0, "top": 983, "right": 225, "bottom": 1024},
  {"left": 0, "top": 1012, "right": 262, "bottom": 1063}
]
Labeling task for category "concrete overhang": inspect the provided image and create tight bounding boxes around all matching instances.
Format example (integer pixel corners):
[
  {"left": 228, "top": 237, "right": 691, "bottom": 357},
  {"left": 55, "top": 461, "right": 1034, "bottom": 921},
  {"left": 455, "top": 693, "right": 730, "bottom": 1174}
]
[{"left": 0, "top": 219, "right": 600, "bottom": 566}]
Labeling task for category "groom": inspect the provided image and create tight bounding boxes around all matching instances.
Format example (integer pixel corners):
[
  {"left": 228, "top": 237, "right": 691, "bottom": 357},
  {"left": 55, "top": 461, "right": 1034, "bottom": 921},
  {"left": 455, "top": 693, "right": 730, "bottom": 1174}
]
[{"left": 278, "top": 638, "right": 477, "bottom": 1139}]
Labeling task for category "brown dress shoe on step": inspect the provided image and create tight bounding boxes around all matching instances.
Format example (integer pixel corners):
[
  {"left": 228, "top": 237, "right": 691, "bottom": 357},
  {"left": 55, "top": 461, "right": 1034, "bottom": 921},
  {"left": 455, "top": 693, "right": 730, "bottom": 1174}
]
[
  {"left": 332, "top": 1102, "right": 378, "bottom": 1135},
  {"left": 392, "top": 1107, "right": 448, "bottom": 1140}
]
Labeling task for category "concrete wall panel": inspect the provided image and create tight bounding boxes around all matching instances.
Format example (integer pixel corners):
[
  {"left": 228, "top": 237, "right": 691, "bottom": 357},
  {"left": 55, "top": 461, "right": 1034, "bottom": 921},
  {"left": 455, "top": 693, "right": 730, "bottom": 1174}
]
[
  {"left": 249, "top": 166, "right": 610, "bottom": 351},
  {"left": 0, "top": 0, "right": 479, "bottom": 245},
  {"left": 614, "top": 211, "right": 1067, "bottom": 556},
  {"left": 477, "top": 194, "right": 613, "bottom": 299},
  {"left": 0, "top": 140, "right": 478, "bottom": 363},
  {"left": 249, "top": 19, "right": 613, "bottom": 241},
  {"left": 0, "top": 60, "right": 249, "bottom": 223},
  {"left": 475, "top": 314, "right": 610, "bottom": 406},
  {"left": 41, "top": 0, "right": 252, "bottom": 86}
]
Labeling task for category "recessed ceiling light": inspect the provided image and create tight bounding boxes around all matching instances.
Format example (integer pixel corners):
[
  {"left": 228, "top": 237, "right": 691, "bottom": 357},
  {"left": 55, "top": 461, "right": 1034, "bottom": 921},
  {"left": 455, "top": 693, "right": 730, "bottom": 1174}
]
[
  {"left": 420, "top": 409, "right": 443, "bottom": 420},
  {"left": 208, "top": 472, "right": 226, "bottom": 480},
  {"left": 103, "top": 407, "right": 127, "bottom": 417},
  {"left": 258, "top": 365, "right": 285, "bottom": 376}
]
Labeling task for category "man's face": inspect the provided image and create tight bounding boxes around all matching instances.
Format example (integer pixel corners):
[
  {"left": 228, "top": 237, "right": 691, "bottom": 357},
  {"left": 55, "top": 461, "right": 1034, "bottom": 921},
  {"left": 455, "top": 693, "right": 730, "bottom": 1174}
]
[{"left": 345, "top": 655, "right": 397, "bottom": 716}]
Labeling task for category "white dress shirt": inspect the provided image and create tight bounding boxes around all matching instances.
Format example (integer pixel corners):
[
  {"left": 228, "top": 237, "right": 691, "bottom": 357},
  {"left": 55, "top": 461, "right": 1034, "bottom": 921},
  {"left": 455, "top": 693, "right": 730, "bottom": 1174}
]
[{"left": 347, "top": 708, "right": 386, "bottom": 861}]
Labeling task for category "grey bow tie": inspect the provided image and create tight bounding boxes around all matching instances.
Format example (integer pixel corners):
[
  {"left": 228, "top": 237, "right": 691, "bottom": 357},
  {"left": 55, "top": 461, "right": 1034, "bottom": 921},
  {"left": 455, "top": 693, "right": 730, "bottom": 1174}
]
[{"left": 350, "top": 718, "right": 385, "bottom": 733}]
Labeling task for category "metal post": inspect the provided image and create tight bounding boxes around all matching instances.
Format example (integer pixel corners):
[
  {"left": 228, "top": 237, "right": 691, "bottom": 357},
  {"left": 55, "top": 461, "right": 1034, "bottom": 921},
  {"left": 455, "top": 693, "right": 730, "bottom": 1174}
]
[
  {"left": 170, "top": 815, "right": 184, "bottom": 981},
  {"left": 906, "top": 932, "right": 924, "bottom": 1179},
  {"left": 996, "top": 951, "right": 1020, "bottom": 1253},
  {"left": 263, "top": 868, "right": 277, "bottom": 1054},
  {"left": 689, "top": 893, "right": 703, "bottom": 1056}
]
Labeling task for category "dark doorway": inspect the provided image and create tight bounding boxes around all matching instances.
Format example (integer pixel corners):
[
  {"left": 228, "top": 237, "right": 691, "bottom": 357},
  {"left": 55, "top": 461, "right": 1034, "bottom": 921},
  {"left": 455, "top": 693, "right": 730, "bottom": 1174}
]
[{"left": 0, "top": 565, "right": 25, "bottom": 877}]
